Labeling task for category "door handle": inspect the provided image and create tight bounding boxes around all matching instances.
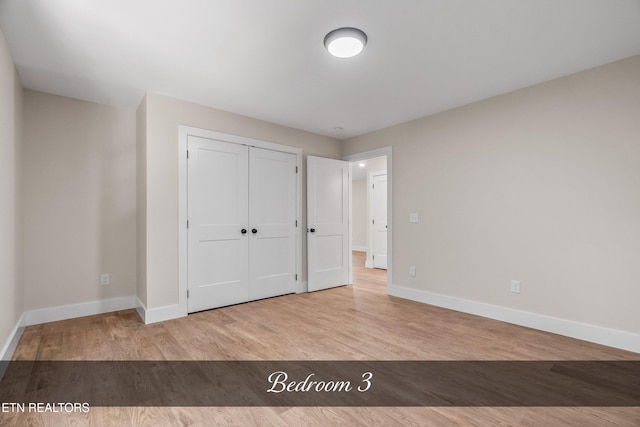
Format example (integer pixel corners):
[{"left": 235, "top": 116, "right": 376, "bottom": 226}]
[
  {"left": 310, "top": 228, "right": 316, "bottom": 233},
  {"left": 252, "top": 228, "right": 258, "bottom": 234},
  {"left": 241, "top": 228, "right": 247, "bottom": 234}
]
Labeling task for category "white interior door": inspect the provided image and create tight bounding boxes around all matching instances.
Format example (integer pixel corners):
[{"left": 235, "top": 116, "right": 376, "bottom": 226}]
[
  {"left": 307, "top": 156, "right": 350, "bottom": 291},
  {"left": 249, "top": 147, "right": 297, "bottom": 300},
  {"left": 371, "top": 173, "right": 388, "bottom": 269},
  {"left": 188, "top": 136, "right": 249, "bottom": 313}
]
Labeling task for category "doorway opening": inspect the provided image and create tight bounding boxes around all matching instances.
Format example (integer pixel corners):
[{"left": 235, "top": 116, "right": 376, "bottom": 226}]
[{"left": 344, "top": 147, "right": 392, "bottom": 293}]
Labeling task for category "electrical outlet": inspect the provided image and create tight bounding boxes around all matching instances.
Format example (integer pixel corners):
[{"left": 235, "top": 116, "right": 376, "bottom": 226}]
[
  {"left": 409, "top": 213, "right": 419, "bottom": 223},
  {"left": 511, "top": 280, "right": 520, "bottom": 294},
  {"left": 409, "top": 266, "right": 416, "bottom": 277},
  {"left": 101, "top": 273, "right": 110, "bottom": 285}
]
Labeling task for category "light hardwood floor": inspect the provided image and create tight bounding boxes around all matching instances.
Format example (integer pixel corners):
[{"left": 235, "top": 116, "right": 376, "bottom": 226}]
[{"left": 2, "top": 251, "right": 639, "bottom": 426}]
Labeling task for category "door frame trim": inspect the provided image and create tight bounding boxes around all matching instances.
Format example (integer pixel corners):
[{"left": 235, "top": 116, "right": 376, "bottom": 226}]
[
  {"left": 178, "top": 126, "right": 302, "bottom": 317},
  {"left": 343, "top": 147, "right": 392, "bottom": 292}
]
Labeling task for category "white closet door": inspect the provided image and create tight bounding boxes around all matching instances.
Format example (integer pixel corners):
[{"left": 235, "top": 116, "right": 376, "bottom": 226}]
[
  {"left": 249, "top": 147, "right": 297, "bottom": 300},
  {"left": 187, "top": 136, "right": 249, "bottom": 313},
  {"left": 307, "top": 155, "right": 350, "bottom": 291},
  {"left": 372, "top": 173, "right": 388, "bottom": 269}
]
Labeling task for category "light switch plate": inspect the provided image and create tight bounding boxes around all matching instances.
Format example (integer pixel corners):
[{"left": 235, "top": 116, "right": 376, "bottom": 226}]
[{"left": 511, "top": 280, "right": 520, "bottom": 294}]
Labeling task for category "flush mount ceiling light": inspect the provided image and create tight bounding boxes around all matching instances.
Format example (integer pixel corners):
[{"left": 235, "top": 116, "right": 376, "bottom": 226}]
[{"left": 324, "top": 27, "right": 367, "bottom": 58}]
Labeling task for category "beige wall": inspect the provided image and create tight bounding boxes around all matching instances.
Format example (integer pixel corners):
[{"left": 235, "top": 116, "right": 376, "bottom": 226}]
[
  {"left": 141, "top": 93, "right": 342, "bottom": 309},
  {"left": 0, "top": 28, "right": 23, "bottom": 354},
  {"left": 366, "top": 156, "right": 387, "bottom": 174},
  {"left": 343, "top": 55, "right": 640, "bottom": 334},
  {"left": 23, "top": 91, "right": 136, "bottom": 310}
]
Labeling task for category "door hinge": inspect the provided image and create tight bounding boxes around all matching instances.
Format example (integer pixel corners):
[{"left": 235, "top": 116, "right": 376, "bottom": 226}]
[
  {"left": 372, "top": 219, "right": 375, "bottom": 225},
  {"left": 187, "top": 290, "right": 189, "bottom": 298},
  {"left": 295, "top": 220, "right": 298, "bottom": 227},
  {"left": 372, "top": 184, "right": 374, "bottom": 189},
  {"left": 187, "top": 220, "right": 189, "bottom": 229},
  {"left": 296, "top": 166, "right": 298, "bottom": 173},
  {"left": 187, "top": 150, "right": 189, "bottom": 159},
  {"left": 372, "top": 255, "right": 375, "bottom": 260},
  {"left": 295, "top": 274, "right": 298, "bottom": 281}
]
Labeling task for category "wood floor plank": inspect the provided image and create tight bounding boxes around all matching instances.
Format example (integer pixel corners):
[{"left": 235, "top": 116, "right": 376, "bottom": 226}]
[{"left": 2, "top": 251, "right": 638, "bottom": 426}]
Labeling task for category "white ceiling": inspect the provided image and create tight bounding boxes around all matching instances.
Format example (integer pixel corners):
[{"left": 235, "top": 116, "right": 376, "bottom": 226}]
[{"left": 1, "top": 1, "right": 639, "bottom": 139}]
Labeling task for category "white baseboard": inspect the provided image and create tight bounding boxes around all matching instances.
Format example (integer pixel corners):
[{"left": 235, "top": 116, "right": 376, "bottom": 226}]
[
  {"left": 365, "top": 260, "right": 373, "bottom": 268},
  {"left": 135, "top": 297, "right": 147, "bottom": 323},
  {"left": 1, "top": 313, "right": 25, "bottom": 362},
  {"left": 138, "top": 302, "right": 186, "bottom": 324},
  {"left": 389, "top": 284, "right": 640, "bottom": 354},
  {"left": 25, "top": 296, "right": 137, "bottom": 326},
  {"left": 352, "top": 246, "right": 367, "bottom": 252}
]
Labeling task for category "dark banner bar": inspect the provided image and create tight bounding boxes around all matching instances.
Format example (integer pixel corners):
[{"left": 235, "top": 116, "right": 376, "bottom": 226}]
[{"left": 1, "top": 361, "right": 639, "bottom": 407}]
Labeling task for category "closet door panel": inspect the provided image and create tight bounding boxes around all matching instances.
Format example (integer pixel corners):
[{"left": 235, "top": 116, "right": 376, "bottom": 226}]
[
  {"left": 249, "top": 147, "right": 297, "bottom": 300},
  {"left": 187, "top": 136, "right": 249, "bottom": 313}
]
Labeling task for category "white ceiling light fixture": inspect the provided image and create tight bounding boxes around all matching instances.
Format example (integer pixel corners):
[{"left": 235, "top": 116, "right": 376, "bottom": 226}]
[{"left": 324, "top": 27, "right": 367, "bottom": 58}]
